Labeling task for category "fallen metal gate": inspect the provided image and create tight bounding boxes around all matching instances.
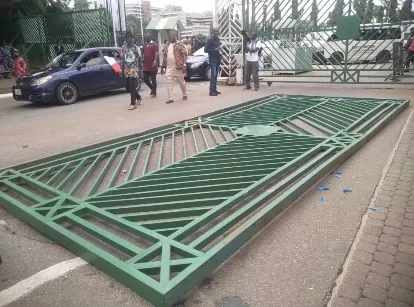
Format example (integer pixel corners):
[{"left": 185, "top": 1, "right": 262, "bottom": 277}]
[{"left": 0, "top": 95, "right": 408, "bottom": 306}]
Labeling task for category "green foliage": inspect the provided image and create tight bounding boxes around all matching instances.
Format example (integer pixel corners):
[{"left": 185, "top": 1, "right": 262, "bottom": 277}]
[
  {"left": 291, "top": 0, "right": 299, "bottom": 19},
  {"left": 126, "top": 15, "right": 149, "bottom": 37},
  {"left": 327, "top": 0, "right": 345, "bottom": 27},
  {"left": 388, "top": 0, "right": 398, "bottom": 22},
  {"left": 399, "top": 0, "right": 413, "bottom": 20},
  {"left": 354, "top": 0, "right": 367, "bottom": 22},
  {"left": 365, "top": 0, "right": 374, "bottom": 23},
  {"left": 272, "top": 0, "right": 281, "bottom": 21},
  {"left": 73, "top": 0, "right": 90, "bottom": 11},
  {"left": 310, "top": 0, "right": 319, "bottom": 26},
  {"left": 374, "top": 5, "right": 385, "bottom": 22}
]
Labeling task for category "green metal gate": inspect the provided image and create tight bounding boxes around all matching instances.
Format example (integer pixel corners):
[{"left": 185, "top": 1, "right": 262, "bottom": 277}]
[
  {"left": 0, "top": 95, "right": 408, "bottom": 306},
  {"left": 227, "top": 0, "right": 414, "bottom": 83}
]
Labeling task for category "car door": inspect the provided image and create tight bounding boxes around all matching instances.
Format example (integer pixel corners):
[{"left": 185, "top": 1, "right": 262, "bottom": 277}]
[
  {"left": 101, "top": 49, "right": 124, "bottom": 89},
  {"left": 69, "top": 50, "right": 104, "bottom": 94}
]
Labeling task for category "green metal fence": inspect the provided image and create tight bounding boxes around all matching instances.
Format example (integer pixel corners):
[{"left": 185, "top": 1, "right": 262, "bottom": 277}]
[
  {"left": 239, "top": 0, "right": 414, "bottom": 84},
  {"left": 16, "top": 9, "right": 111, "bottom": 69},
  {"left": 0, "top": 94, "right": 408, "bottom": 306}
]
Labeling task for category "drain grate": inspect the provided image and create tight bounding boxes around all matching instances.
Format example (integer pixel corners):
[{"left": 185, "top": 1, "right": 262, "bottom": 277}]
[{"left": 0, "top": 95, "right": 408, "bottom": 306}]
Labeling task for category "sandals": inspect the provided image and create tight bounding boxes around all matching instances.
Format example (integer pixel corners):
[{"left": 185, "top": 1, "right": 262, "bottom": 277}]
[
  {"left": 166, "top": 99, "right": 174, "bottom": 104},
  {"left": 183, "top": 95, "right": 188, "bottom": 100}
]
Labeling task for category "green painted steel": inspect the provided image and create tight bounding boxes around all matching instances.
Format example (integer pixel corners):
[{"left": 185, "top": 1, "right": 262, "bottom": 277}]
[
  {"left": 236, "top": 0, "right": 414, "bottom": 84},
  {"left": 0, "top": 95, "right": 409, "bottom": 306}
]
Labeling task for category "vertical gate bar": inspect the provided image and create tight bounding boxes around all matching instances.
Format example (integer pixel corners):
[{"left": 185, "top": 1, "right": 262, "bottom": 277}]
[
  {"left": 108, "top": 145, "right": 132, "bottom": 189},
  {"left": 191, "top": 126, "right": 199, "bottom": 154},
  {"left": 69, "top": 154, "right": 103, "bottom": 195},
  {"left": 208, "top": 125, "right": 220, "bottom": 145},
  {"left": 182, "top": 128, "right": 187, "bottom": 159},
  {"left": 56, "top": 158, "right": 89, "bottom": 190},
  {"left": 127, "top": 142, "right": 142, "bottom": 180},
  {"left": 158, "top": 135, "right": 165, "bottom": 169},
  {"left": 199, "top": 124, "right": 210, "bottom": 149},
  {"left": 46, "top": 162, "right": 74, "bottom": 186},
  {"left": 160, "top": 243, "right": 171, "bottom": 286},
  {"left": 218, "top": 126, "right": 229, "bottom": 142},
  {"left": 83, "top": 151, "right": 118, "bottom": 198},
  {"left": 141, "top": 138, "right": 154, "bottom": 176},
  {"left": 171, "top": 131, "right": 175, "bottom": 163}
]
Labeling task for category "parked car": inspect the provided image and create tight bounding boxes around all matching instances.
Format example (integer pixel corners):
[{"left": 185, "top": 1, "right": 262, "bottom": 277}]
[
  {"left": 12, "top": 47, "right": 141, "bottom": 105},
  {"left": 186, "top": 47, "right": 210, "bottom": 80}
]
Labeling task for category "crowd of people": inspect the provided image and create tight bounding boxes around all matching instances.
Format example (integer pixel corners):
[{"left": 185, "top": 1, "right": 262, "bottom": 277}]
[{"left": 120, "top": 28, "right": 263, "bottom": 110}]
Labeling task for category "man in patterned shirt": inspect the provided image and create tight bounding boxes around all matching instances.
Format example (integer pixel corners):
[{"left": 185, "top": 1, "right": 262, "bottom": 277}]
[
  {"left": 121, "top": 33, "right": 142, "bottom": 110},
  {"left": 161, "top": 30, "right": 187, "bottom": 104}
]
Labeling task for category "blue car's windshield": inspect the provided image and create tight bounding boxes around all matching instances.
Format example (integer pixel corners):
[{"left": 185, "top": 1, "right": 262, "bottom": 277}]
[{"left": 46, "top": 51, "right": 83, "bottom": 69}]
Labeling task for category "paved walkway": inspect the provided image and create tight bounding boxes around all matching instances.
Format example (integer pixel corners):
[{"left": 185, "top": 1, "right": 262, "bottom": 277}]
[{"left": 330, "top": 110, "right": 414, "bottom": 307}]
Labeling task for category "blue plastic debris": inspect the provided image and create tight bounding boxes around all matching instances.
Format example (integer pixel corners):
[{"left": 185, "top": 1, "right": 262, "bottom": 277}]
[
  {"left": 366, "top": 206, "right": 378, "bottom": 211},
  {"left": 317, "top": 185, "right": 330, "bottom": 191},
  {"left": 342, "top": 186, "right": 352, "bottom": 193},
  {"left": 320, "top": 197, "right": 325, "bottom": 203},
  {"left": 331, "top": 170, "right": 342, "bottom": 178}
]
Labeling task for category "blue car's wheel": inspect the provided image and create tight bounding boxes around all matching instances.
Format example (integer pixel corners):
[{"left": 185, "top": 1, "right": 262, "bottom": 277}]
[{"left": 56, "top": 82, "right": 78, "bottom": 105}]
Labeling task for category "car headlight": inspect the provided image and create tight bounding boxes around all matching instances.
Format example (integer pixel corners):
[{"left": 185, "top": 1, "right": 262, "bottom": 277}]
[
  {"left": 191, "top": 61, "right": 204, "bottom": 68},
  {"left": 33, "top": 76, "right": 52, "bottom": 86}
]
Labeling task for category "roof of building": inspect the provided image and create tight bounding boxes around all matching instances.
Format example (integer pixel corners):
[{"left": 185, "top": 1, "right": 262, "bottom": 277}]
[{"left": 146, "top": 17, "right": 185, "bottom": 31}]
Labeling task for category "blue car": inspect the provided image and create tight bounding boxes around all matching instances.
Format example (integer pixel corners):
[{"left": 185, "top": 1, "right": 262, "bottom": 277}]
[{"left": 12, "top": 47, "right": 141, "bottom": 105}]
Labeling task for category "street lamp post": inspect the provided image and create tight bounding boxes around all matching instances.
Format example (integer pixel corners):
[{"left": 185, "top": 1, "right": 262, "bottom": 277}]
[{"left": 140, "top": 0, "right": 144, "bottom": 41}]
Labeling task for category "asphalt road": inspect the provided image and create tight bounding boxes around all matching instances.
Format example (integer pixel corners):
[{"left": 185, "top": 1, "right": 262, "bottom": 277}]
[{"left": 0, "top": 81, "right": 413, "bottom": 307}]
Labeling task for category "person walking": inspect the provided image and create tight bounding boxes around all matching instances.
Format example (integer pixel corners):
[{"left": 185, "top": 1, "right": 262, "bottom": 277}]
[
  {"left": 204, "top": 28, "right": 222, "bottom": 96},
  {"left": 404, "top": 28, "right": 414, "bottom": 72},
  {"left": 142, "top": 36, "right": 159, "bottom": 98},
  {"left": 161, "top": 30, "right": 188, "bottom": 104},
  {"left": 11, "top": 49, "right": 28, "bottom": 79},
  {"left": 121, "top": 33, "right": 142, "bottom": 110},
  {"left": 244, "top": 32, "right": 261, "bottom": 91}
]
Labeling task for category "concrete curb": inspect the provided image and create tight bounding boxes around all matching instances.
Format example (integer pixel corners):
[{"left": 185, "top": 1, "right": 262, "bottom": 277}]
[
  {"left": 327, "top": 108, "right": 414, "bottom": 306},
  {"left": 0, "top": 93, "right": 13, "bottom": 99}
]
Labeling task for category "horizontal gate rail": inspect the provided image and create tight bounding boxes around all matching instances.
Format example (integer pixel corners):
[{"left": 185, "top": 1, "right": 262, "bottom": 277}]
[{"left": 0, "top": 95, "right": 409, "bottom": 306}]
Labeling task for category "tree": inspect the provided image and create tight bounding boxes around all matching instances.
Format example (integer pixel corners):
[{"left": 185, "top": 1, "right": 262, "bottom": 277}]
[
  {"left": 291, "top": 0, "right": 299, "bottom": 19},
  {"left": 354, "top": 0, "right": 367, "bottom": 22},
  {"left": 310, "top": 0, "right": 319, "bottom": 26},
  {"left": 374, "top": 5, "right": 385, "bottom": 22},
  {"left": 327, "top": 0, "right": 345, "bottom": 26},
  {"left": 73, "top": 0, "right": 89, "bottom": 11},
  {"left": 399, "top": 0, "right": 413, "bottom": 20},
  {"left": 273, "top": 0, "right": 281, "bottom": 20},
  {"left": 388, "top": 0, "right": 398, "bottom": 22},
  {"left": 365, "top": 0, "right": 374, "bottom": 23},
  {"left": 126, "top": 15, "right": 149, "bottom": 37}
]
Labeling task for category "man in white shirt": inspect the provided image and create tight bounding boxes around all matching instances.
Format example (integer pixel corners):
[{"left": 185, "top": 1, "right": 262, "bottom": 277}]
[{"left": 244, "top": 32, "right": 261, "bottom": 91}]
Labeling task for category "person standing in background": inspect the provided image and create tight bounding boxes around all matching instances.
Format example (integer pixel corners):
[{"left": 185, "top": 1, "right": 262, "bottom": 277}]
[
  {"left": 142, "top": 36, "right": 159, "bottom": 98},
  {"left": 404, "top": 28, "right": 414, "bottom": 72},
  {"left": 161, "top": 30, "right": 188, "bottom": 104},
  {"left": 244, "top": 32, "right": 261, "bottom": 91},
  {"left": 12, "top": 49, "right": 28, "bottom": 79},
  {"left": 121, "top": 33, "right": 142, "bottom": 110},
  {"left": 204, "top": 28, "right": 222, "bottom": 96}
]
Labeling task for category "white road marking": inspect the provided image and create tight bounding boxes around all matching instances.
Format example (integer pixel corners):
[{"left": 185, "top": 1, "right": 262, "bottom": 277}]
[
  {"left": 0, "top": 93, "right": 13, "bottom": 99},
  {"left": 0, "top": 257, "right": 87, "bottom": 307}
]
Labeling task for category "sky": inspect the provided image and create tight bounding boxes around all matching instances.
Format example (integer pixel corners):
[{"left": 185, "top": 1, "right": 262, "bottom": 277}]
[{"left": 125, "top": 0, "right": 215, "bottom": 13}]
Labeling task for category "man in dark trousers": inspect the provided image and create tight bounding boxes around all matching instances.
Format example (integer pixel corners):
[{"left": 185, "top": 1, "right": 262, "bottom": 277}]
[
  {"left": 204, "top": 28, "right": 222, "bottom": 96},
  {"left": 142, "top": 36, "right": 159, "bottom": 98},
  {"left": 244, "top": 32, "right": 261, "bottom": 91}
]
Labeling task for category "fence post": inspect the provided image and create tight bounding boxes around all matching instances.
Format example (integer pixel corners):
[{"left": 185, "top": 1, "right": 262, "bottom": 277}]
[
  {"left": 385, "top": 41, "right": 404, "bottom": 82},
  {"left": 37, "top": 16, "right": 46, "bottom": 66}
]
